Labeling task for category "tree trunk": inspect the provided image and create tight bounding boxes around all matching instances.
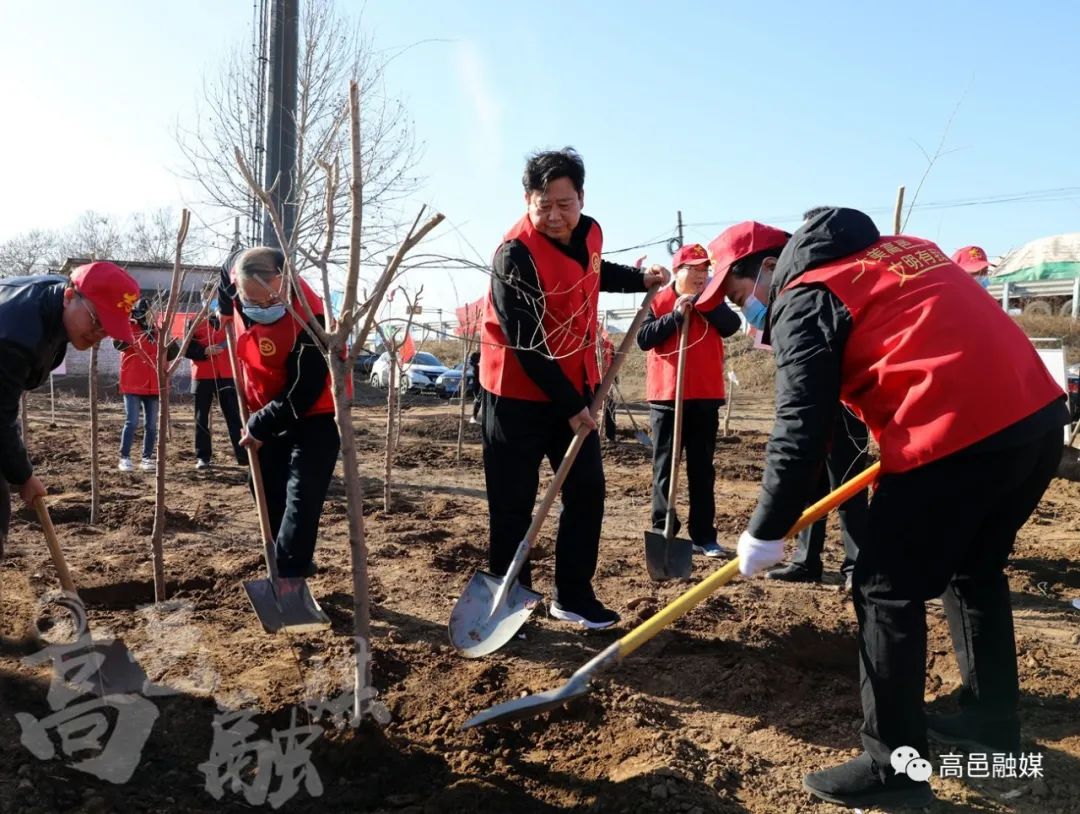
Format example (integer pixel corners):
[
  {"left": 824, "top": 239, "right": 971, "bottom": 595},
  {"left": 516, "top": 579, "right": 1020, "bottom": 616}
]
[
  {"left": 456, "top": 336, "right": 471, "bottom": 466},
  {"left": 89, "top": 345, "right": 100, "bottom": 525},
  {"left": 328, "top": 354, "right": 373, "bottom": 715},
  {"left": 383, "top": 350, "right": 397, "bottom": 514},
  {"left": 149, "top": 357, "right": 169, "bottom": 603}
]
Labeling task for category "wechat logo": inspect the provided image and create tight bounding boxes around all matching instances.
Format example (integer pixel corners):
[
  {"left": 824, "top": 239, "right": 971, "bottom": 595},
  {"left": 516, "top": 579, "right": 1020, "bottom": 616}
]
[{"left": 890, "top": 746, "right": 933, "bottom": 782}]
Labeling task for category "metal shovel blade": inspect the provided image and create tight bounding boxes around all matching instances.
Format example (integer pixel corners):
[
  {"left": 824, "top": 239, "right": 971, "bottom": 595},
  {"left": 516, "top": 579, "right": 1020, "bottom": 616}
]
[
  {"left": 643, "top": 530, "right": 694, "bottom": 581},
  {"left": 449, "top": 570, "right": 543, "bottom": 658},
  {"left": 244, "top": 577, "right": 331, "bottom": 634},
  {"left": 634, "top": 430, "right": 652, "bottom": 448},
  {"left": 462, "top": 671, "right": 591, "bottom": 729}
]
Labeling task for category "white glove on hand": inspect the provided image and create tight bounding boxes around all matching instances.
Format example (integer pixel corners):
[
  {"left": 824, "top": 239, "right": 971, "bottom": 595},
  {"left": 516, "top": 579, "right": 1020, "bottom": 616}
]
[{"left": 736, "top": 530, "right": 785, "bottom": 577}]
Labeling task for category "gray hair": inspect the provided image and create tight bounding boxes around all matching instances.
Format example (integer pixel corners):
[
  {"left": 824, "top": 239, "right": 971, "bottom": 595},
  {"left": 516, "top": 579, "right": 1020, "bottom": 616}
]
[{"left": 234, "top": 247, "right": 285, "bottom": 284}]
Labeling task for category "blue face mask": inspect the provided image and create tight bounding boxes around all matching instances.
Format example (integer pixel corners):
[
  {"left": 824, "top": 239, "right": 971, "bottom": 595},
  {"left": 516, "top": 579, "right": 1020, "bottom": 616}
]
[
  {"left": 979, "top": 276, "right": 991, "bottom": 289},
  {"left": 243, "top": 303, "right": 287, "bottom": 324},
  {"left": 742, "top": 295, "right": 768, "bottom": 330}
]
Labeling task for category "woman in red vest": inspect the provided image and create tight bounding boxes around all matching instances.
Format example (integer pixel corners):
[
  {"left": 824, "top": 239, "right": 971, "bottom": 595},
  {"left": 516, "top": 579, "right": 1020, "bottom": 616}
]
[
  {"left": 637, "top": 243, "right": 740, "bottom": 558},
  {"left": 184, "top": 305, "right": 244, "bottom": 469},
  {"left": 223, "top": 247, "right": 340, "bottom": 579},
  {"left": 113, "top": 299, "right": 178, "bottom": 472},
  {"left": 704, "top": 208, "right": 1068, "bottom": 808},
  {"left": 480, "top": 147, "right": 668, "bottom": 629}
]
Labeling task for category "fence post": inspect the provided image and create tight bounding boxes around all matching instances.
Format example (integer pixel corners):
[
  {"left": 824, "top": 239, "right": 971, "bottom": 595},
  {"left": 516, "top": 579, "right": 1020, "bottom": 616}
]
[
  {"left": 1072, "top": 277, "right": 1079, "bottom": 320},
  {"left": 1001, "top": 281, "right": 1010, "bottom": 313}
]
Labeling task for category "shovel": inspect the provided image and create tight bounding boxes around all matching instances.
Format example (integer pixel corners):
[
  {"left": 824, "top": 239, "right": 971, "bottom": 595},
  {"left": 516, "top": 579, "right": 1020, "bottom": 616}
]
[
  {"left": 33, "top": 496, "right": 149, "bottom": 696},
  {"left": 611, "top": 381, "right": 651, "bottom": 448},
  {"left": 463, "top": 461, "right": 881, "bottom": 728},
  {"left": 644, "top": 314, "right": 694, "bottom": 581},
  {"left": 225, "top": 323, "right": 331, "bottom": 634},
  {"left": 449, "top": 286, "right": 661, "bottom": 658}
]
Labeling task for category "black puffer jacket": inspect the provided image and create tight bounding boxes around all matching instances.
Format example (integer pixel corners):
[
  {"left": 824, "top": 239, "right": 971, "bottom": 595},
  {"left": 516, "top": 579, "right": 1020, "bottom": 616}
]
[
  {"left": 0, "top": 276, "right": 70, "bottom": 485},
  {"left": 748, "top": 209, "right": 877, "bottom": 538}
]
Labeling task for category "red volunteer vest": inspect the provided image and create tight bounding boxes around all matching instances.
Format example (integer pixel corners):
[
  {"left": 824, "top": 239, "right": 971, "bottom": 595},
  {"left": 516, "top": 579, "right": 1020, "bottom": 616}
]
[
  {"left": 119, "top": 329, "right": 161, "bottom": 396},
  {"left": 480, "top": 215, "right": 603, "bottom": 401},
  {"left": 234, "top": 278, "right": 336, "bottom": 416},
  {"left": 645, "top": 285, "right": 727, "bottom": 402},
  {"left": 190, "top": 319, "right": 234, "bottom": 380},
  {"left": 783, "top": 236, "right": 1065, "bottom": 473}
]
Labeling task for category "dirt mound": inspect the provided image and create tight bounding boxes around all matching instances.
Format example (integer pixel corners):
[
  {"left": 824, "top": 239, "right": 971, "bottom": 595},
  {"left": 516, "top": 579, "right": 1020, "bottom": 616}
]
[{"left": 408, "top": 413, "right": 482, "bottom": 442}]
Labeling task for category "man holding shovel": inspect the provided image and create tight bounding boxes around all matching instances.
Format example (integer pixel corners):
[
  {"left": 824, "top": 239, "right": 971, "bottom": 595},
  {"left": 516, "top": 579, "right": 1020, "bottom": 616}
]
[
  {"left": 480, "top": 147, "right": 668, "bottom": 629},
  {"left": 637, "top": 243, "right": 740, "bottom": 559},
  {"left": 221, "top": 247, "right": 340, "bottom": 579},
  {"left": 0, "top": 262, "right": 140, "bottom": 558},
  {"left": 701, "top": 208, "right": 1068, "bottom": 808}
]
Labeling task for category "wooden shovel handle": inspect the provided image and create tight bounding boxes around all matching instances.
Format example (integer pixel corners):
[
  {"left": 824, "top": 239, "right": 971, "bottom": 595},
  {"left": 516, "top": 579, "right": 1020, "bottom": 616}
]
[
  {"left": 33, "top": 496, "right": 78, "bottom": 596},
  {"left": 224, "top": 322, "right": 279, "bottom": 581},
  {"left": 524, "top": 286, "right": 661, "bottom": 543},
  {"left": 664, "top": 314, "right": 691, "bottom": 529}
]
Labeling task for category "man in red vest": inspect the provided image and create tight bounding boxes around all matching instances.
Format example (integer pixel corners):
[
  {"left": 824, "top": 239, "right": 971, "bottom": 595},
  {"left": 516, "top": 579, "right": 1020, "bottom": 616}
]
[
  {"left": 184, "top": 303, "right": 244, "bottom": 469},
  {"left": 113, "top": 299, "right": 179, "bottom": 471},
  {"left": 951, "top": 245, "right": 992, "bottom": 290},
  {"left": 702, "top": 208, "right": 1068, "bottom": 808},
  {"left": 480, "top": 147, "right": 668, "bottom": 629},
  {"left": 221, "top": 247, "right": 340, "bottom": 579},
  {"left": 637, "top": 243, "right": 740, "bottom": 557}
]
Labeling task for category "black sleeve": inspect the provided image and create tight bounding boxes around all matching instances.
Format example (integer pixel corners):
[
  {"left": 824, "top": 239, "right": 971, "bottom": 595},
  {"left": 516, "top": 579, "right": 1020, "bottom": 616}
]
[
  {"left": 0, "top": 341, "right": 34, "bottom": 484},
  {"left": 599, "top": 260, "right": 648, "bottom": 293},
  {"left": 747, "top": 285, "right": 850, "bottom": 539},
  {"left": 247, "top": 319, "right": 330, "bottom": 439},
  {"left": 112, "top": 339, "right": 128, "bottom": 351},
  {"left": 185, "top": 338, "right": 208, "bottom": 361},
  {"left": 699, "top": 301, "right": 741, "bottom": 338},
  {"left": 636, "top": 307, "right": 680, "bottom": 350},
  {"left": 165, "top": 340, "right": 181, "bottom": 362},
  {"left": 491, "top": 242, "right": 586, "bottom": 419},
  {"left": 217, "top": 250, "right": 242, "bottom": 317}
]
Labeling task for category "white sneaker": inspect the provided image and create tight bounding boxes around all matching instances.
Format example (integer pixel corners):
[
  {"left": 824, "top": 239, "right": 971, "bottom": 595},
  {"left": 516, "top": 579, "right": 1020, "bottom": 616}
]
[
  {"left": 140, "top": 458, "right": 155, "bottom": 472},
  {"left": 195, "top": 459, "right": 210, "bottom": 471},
  {"left": 118, "top": 458, "right": 133, "bottom": 472}
]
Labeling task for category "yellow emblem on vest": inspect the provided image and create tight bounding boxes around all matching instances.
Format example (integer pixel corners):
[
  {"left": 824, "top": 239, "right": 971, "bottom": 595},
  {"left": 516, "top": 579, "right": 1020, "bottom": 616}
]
[
  {"left": 591, "top": 252, "right": 601, "bottom": 274},
  {"left": 258, "top": 337, "right": 276, "bottom": 356}
]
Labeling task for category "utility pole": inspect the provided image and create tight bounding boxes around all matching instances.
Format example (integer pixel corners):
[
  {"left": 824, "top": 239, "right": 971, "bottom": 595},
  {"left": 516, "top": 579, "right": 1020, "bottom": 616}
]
[
  {"left": 232, "top": 216, "right": 242, "bottom": 252},
  {"left": 262, "top": 0, "right": 298, "bottom": 249},
  {"left": 676, "top": 210, "right": 685, "bottom": 248}
]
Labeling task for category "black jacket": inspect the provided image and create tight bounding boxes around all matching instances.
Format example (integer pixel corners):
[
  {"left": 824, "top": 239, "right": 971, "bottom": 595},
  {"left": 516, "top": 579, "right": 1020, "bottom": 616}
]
[
  {"left": 0, "top": 276, "right": 69, "bottom": 484},
  {"left": 750, "top": 207, "right": 1067, "bottom": 539},
  {"left": 490, "top": 215, "right": 648, "bottom": 419}
]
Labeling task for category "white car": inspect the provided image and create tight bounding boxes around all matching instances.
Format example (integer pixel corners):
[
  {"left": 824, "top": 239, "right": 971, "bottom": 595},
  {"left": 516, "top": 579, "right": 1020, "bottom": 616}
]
[{"left": 369, "top": 351, "right": 448, "bottom": 394}]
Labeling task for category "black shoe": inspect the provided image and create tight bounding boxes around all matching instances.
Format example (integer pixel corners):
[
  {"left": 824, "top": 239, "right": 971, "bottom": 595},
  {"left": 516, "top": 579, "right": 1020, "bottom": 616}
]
[
  {"left": 927, "top": 710, "right": 1020, "bottom": 754},
  {"left": 549, "top": 597, "right": 620, "bottom": 630},
  {"left": 281, "top": 560, "right": 318, "bottom": 579},
  {"left": 766, "top": 562, "right": 822, "bottom": 583},
  {"left": 803, "top": 752, "right": 934, "bottom": 809}
]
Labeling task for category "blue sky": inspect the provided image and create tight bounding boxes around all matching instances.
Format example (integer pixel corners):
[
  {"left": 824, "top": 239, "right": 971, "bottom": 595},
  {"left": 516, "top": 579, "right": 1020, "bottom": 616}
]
[{"left": 2, "top": 0, "right": 1078, "bottom": 317}]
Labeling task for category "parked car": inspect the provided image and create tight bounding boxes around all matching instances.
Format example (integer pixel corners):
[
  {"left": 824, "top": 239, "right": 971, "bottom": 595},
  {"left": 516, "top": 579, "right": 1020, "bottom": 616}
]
[
  {"left": 352, "top": 347, "right": 380, "bottom": 377},
  {"left": 1069, "top": 362, "right": 1079, "bottom": 422},
  {"left": 435, "top": 362, "right": 476, "bottom": 400},
  {"left": 369, "top": 351, "right": 448, "bottom": 394}
]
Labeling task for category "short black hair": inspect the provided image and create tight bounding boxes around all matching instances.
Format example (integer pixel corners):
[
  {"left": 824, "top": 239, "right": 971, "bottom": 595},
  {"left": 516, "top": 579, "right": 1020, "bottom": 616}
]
[
  {"left": 802, "top": 206, "right": 834, "bottom": 221},
  {"left": 729, "top": 244, "right": 789, "bottom": 281},
  {"left": 522, "top": 147, "right": 585, "bottom": 194}
]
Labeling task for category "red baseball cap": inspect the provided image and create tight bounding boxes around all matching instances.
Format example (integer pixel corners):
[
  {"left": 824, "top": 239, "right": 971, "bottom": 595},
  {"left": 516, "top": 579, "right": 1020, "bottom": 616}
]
[
  {"left": 70, "top": 262, "right": 141, "bottom": 344},
  {"left": 950, "top": 245, "right": 989, "bottom": 275},
  {"left": 697, "top": 221, "right": 790, "bottom": 311},
  {"left": 672, "top": 243, "right": 710, "bottom": 270}
]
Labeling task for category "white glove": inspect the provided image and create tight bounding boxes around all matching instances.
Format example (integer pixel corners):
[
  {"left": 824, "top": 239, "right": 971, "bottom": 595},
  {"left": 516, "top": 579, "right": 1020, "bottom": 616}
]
[{"left": 736, "top": 530, "right": 785, "bottom": 577}]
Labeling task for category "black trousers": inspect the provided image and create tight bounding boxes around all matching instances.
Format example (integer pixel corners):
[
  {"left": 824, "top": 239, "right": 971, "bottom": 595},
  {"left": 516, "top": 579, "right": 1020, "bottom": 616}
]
[
  {"left": 482, "top": 391, "right": 605, "bottom": 605},
  {"left": 854, "top": 426, "right": 1061, "bottom": 769},
  {"left": 194, "top": 378, "right": 245, "bottom": 465},
  {"left": 254, "top": 413, "right": 340, "bottom": 578},
  {"left": 792, "top": 409, "right": 870, "bottom": 575},
  {"left": 649, "top": 402, "right": 719, "bottom": 544},
  {"left": 603, "top": 399, "right": 617, "bottom": 442}
]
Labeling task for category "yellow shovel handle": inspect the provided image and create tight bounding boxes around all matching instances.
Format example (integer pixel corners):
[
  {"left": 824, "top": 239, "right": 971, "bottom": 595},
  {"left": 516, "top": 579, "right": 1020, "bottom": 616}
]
[{"left": 617, "top": 461, "right": 881, "bottom": 659}]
